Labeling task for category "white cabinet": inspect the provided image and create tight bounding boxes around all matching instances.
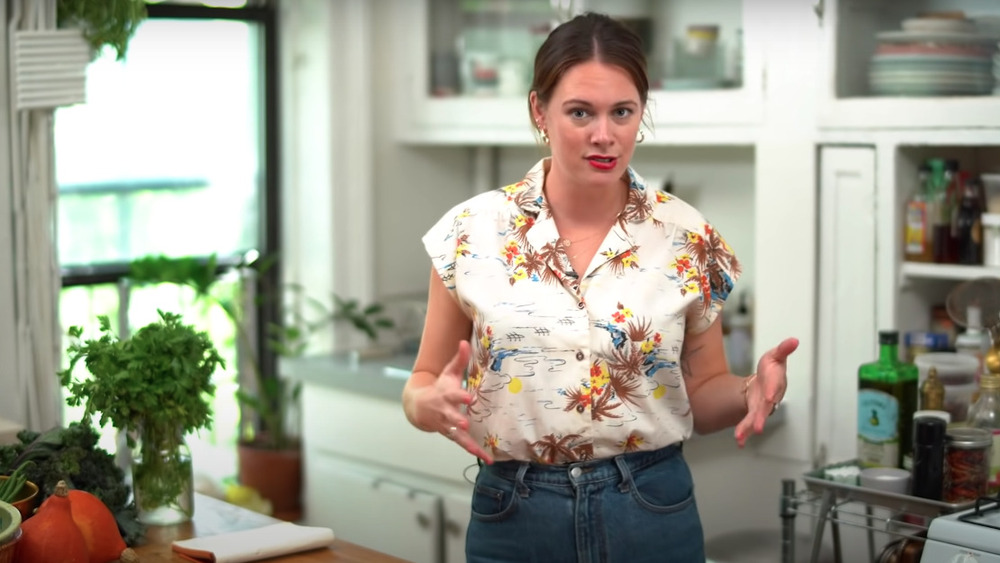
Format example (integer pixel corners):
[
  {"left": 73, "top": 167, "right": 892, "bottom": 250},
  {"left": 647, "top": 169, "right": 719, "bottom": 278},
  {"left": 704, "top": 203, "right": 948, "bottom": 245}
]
[
  {"left": 816, "top": 146, "right": 878, "bottom": 465},
  {"left": 307, "top": 456, "right": 443, "bottom": 563},
  {"left": 391, "top": 0, "right": 766, "bottom": 145},
  {"left": 817, "top": 0, "right": 1000, "bottom": 129},
  {"left": 299, "top": 380, "right": 475, "bottom": 563},
  {"left": 816, "top": 139, "right": 1000, "bottom": 466}
]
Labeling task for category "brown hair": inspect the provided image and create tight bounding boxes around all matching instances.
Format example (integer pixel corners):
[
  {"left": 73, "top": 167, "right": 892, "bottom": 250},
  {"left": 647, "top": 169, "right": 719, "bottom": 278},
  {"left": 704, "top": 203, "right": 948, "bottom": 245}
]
[{"left": 529, "top": 12, "right": 649, "bottom": 121}]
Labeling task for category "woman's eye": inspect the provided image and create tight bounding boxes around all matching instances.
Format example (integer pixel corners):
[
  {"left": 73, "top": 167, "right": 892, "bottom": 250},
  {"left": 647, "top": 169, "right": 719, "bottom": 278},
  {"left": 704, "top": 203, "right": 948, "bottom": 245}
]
[
  {"left": 570, "top": 109, "right": 589, "bottom": 119},
  {"left": 614, "top": 108, "right": 633, "bottom": 119}
]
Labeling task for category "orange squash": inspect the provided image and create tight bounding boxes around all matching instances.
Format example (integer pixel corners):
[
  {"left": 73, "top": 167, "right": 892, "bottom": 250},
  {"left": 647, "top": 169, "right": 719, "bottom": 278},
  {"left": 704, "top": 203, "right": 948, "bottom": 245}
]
[
  {"left": 15, "top": 480, "right": 89, "bottom": 563},
  {"left": 67, "top": 487, "right": 139, "bottom": 563}
]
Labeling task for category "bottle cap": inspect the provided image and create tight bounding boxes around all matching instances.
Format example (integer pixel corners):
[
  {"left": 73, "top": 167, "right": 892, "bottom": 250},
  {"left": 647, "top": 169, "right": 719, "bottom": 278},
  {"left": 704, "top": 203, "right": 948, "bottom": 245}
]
[
  {"left": 981, "top": 374, "right": 1000, "bottom": 390},
  {"left": 914, "top": 416, "right": 947, "bottom": 445},
  {"left": 879, "top": 330, "right": 900, "bottom": 345},
  {"left": 967, "top": 305, "right": 983, "bottom": 329},
  {"left": 914, "top": 409, "right": 952, "bottom": 425}
]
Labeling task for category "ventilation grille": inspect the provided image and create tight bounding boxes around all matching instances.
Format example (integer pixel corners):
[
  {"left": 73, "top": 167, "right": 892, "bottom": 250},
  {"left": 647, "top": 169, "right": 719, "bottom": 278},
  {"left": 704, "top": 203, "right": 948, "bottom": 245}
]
[{"left": 13, "top": 29, "right": 90, "bottom": 110}]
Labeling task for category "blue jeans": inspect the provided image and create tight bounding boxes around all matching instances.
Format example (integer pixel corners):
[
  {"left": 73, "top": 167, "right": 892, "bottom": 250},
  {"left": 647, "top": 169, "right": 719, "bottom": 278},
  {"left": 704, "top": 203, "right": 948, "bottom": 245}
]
[{"left": 466, "top": 443, "right": 705, "bottom": 563}]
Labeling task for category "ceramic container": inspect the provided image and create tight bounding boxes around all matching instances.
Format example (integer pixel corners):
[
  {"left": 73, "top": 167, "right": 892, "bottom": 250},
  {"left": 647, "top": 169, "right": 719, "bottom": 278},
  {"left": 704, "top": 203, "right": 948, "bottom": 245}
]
[{"left": 859, "top": 467, "right": 912, "bottom": 495}]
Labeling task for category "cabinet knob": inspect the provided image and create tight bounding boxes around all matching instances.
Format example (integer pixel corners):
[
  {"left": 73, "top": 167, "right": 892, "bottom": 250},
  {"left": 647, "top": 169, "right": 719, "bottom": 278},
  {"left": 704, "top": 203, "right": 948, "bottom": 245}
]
[
  {"left": 416, "top": 512, "right": 432, "bottom": 529},
  {"left": 445, "top": 519, "right": 462, "bottom": 536}
]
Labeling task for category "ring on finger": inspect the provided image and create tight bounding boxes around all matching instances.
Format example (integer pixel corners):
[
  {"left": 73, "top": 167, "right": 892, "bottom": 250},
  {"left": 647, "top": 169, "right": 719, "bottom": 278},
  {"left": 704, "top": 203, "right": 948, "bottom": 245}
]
[{"left": 447, "top": 425, "right": 458, "bottom": 438}]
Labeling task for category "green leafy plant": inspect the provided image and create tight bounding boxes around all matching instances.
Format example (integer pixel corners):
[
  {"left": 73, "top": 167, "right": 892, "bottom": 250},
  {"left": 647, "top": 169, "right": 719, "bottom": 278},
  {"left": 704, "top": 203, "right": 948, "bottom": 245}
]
[
  {"left": 57, "top": 0, "right": 147, "bottom": 61},
  {"left": 57, "top": 310, "right": 224, "bottom": 516},
  {"left": 0, "top": 424, "right": 145, "bottom": 546},
  {"left": 331, "top": 293, "right": 396, "bottom": 342},
  {"left": 127, "top": 253, "right": 395, "bottom": 451}
]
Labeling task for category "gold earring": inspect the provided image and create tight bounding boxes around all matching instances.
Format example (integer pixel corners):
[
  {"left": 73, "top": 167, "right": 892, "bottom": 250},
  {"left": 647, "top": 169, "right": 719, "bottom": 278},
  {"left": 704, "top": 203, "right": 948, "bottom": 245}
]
[
  {"left": 636, "top": 130, "right": 645, "bottom": 144},
  {"left": 538, "top": 126, "right": 549, "bottom": 145}
]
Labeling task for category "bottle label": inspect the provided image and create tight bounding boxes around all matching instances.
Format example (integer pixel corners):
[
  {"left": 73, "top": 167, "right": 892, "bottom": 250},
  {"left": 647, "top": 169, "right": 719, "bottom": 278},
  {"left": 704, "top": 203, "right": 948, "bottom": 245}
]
[
  {"left": 905, "top": 201, "right": 928, "bottom": 255},
  {"left": 858, "top": 388, "right": 900, "bottom": 467}
]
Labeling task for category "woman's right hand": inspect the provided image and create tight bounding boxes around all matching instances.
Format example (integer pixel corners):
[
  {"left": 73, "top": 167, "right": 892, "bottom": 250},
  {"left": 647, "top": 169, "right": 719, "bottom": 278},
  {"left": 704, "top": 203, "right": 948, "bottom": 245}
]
[{"left": 410, "top": 340, "right": 494, "bottom": 464}]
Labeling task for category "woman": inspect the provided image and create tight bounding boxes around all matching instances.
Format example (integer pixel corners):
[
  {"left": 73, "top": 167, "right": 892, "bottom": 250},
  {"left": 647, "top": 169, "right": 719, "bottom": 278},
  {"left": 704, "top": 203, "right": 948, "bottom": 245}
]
[{"left": 402, "top": 11, "right": 798, "bottom": 562}]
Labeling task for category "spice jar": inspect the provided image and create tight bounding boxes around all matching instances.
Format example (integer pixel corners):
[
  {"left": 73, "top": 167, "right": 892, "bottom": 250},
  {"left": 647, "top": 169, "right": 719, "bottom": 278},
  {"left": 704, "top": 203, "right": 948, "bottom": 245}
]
[{"left": 943, "top": 426, "right": 992, "bottom": 503}]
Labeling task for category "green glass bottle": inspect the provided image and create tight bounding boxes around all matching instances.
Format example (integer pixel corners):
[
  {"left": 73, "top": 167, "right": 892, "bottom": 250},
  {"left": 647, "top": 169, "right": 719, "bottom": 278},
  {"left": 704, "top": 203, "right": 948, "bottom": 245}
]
[{"left": 858, "top": 330, "right": 920, "bottom": 469}]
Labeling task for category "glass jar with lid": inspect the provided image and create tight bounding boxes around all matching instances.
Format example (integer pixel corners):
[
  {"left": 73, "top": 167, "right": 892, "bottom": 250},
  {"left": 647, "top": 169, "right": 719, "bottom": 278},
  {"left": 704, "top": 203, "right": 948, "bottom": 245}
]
[{"left": 943, "top": 426, "right": 992, "bottom": 503}]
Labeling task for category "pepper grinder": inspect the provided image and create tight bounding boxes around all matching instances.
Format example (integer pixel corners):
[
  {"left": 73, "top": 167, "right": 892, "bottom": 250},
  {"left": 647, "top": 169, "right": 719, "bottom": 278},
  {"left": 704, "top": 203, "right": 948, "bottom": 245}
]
[{"left": 912, "top": 415, "right": 947, "bottom": 500}]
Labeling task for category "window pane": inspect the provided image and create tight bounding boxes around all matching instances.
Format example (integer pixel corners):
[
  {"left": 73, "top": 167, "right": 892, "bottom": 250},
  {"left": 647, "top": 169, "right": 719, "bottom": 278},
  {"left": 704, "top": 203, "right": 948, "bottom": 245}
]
[{"left": 55, "top": 18, "right": 263, "bottom": 266}]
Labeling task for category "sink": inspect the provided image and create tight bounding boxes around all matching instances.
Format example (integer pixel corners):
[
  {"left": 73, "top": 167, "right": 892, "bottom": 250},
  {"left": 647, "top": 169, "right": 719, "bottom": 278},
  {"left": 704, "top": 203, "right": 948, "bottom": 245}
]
[{"left": 382, "top": 366, "right": 412, "bottom": 380}]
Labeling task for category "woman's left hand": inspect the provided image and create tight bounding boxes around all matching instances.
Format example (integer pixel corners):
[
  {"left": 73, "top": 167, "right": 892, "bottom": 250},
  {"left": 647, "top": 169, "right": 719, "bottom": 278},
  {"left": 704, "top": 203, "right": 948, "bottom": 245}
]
[{"left": 735, "top": 337, "right": 800, "bottom": 447}]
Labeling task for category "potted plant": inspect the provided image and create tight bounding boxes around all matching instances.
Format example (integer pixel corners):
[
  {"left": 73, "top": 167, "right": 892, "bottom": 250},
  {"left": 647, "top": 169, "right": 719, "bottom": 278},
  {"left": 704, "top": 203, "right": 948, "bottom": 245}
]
[
  {"left": 57, "top": 310, "right": 224, "bottom": 525},
  {"left": 126, "top": 253, "right": 394, "bottom": 519},
  {"left": 57, "top": 0, "right": 147, "bottom": 60}
]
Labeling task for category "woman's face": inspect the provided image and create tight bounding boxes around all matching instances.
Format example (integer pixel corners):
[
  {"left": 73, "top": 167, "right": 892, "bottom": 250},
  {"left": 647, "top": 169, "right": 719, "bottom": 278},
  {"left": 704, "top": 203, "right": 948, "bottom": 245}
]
[{"left": 531, "top": 60, "right": 644, "bottom": 189}]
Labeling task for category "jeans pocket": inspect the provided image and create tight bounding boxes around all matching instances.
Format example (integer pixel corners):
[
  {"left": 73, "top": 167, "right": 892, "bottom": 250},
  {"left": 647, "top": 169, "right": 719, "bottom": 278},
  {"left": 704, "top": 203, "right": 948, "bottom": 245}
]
[
  {"left": 627, "top": 460, "right": 696, "bottom": 514},
  {"left": 470, "top": 471, "right": 519, "bottom": 522}
]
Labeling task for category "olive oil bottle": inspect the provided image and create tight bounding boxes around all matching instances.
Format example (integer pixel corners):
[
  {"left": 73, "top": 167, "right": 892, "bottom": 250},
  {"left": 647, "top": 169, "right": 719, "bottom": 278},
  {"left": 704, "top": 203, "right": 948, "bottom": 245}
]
[{"left": 858, "top": 330, "right": 920, "bottom": 469}]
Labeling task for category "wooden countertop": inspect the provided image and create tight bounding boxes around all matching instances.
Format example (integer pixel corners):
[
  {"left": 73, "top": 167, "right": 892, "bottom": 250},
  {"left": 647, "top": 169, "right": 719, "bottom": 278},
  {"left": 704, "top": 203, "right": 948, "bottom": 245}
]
[{"left": 133, "top": 493, "right": 410, "bottom": 562}]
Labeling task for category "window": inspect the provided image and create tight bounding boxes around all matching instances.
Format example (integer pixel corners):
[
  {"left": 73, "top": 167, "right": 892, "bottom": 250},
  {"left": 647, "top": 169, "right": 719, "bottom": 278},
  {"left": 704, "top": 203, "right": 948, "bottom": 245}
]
[{"left": 55, "top": 2, "right": 279, "bottom": 485}]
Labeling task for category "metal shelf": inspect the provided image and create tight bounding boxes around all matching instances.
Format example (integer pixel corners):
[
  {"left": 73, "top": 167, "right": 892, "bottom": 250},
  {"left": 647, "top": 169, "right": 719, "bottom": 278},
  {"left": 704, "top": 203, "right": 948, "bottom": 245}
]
[{"left": 781, "top": 460, "right": 975, "bottom": 563}]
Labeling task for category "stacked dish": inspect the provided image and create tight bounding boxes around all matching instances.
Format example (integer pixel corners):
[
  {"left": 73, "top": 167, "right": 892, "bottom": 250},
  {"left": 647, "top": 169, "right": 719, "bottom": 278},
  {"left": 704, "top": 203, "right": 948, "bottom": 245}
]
[{"left": 869, "top": 16, "right": 997, "bottom": 96}]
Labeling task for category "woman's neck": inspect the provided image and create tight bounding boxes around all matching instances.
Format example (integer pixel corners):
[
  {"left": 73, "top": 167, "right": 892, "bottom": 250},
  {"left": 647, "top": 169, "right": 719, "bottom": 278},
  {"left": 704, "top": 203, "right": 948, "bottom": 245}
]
[{"left": 544, "top": 164, "right": 627, "bottom": 226}]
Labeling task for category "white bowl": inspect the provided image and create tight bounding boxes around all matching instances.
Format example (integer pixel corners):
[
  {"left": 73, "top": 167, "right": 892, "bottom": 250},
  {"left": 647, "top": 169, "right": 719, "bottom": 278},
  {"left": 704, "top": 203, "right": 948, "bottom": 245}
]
[{"left": 859, "top": 467, "right": 911, "bottom": 495}]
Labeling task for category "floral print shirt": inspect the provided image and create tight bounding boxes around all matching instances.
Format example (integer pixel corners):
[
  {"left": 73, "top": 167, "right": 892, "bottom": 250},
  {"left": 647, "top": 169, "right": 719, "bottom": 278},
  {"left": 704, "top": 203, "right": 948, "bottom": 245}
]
[{"left": 423, "top": 158, "right": 741, "bottom": 464}]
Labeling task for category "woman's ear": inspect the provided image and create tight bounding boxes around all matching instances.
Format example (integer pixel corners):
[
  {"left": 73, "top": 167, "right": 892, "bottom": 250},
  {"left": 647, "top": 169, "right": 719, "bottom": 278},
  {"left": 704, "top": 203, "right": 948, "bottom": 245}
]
[{"left": 529, "top": 91, "right": 544, "bottom": 129}]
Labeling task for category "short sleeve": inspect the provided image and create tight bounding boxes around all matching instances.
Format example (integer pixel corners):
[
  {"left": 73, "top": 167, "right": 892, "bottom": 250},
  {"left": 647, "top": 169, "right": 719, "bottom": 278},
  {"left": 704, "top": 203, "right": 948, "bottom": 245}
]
[
  {"left": 421, "top": 202, "right": 468, "bottom": 298},
  {"left": 683, "top": 221, "right": 742, "bottom": 334}
]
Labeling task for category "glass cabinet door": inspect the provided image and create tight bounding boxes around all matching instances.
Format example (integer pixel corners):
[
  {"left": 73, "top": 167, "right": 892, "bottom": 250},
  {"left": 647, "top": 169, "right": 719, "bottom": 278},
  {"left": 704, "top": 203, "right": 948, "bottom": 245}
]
[
  {"left": 427, "top": 0, "right": 746, "bottom": 99},
  {"left": 399, "top": 0, "right": 761, "bottom": 144},
  {"left": 819, "top": 0, "right": 1000, "bottom": 128}
]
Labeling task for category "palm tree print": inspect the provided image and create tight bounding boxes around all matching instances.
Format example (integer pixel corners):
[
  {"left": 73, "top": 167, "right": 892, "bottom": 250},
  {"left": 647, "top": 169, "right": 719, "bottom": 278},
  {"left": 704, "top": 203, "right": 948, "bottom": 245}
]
[
  {"left": 531, "top": 433, "right": 584, "bottom": 464},
  {"left": 683, "top": 224, "right": 740, "bottom": 313}
]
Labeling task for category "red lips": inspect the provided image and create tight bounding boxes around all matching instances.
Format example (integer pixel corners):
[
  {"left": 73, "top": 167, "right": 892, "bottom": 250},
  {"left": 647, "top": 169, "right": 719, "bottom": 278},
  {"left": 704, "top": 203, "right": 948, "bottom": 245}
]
[{"left": 586, "top": 156, "right": 617, "bottom": 170}]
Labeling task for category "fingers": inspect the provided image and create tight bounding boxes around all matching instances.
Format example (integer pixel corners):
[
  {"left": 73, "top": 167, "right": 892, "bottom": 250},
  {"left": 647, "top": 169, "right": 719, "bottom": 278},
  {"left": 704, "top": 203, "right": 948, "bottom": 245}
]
[
  {"left": 443, "top": 425, "right": 493, "bottom": 464},
  {"left": 441, "top": 340, "right": 472, "bottom": 382},
  {"left": 734, "top": 407, "right": 769, "bottom": 448},
  {"left": 768, "top": 337, "right": 800, "bottom": 363}
]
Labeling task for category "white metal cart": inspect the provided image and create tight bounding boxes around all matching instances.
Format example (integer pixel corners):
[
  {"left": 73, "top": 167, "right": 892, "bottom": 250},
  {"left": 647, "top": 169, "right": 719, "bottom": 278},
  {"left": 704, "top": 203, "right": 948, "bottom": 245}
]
[{"left": 780, "top": 461, "right": 974, "bottom": 563}]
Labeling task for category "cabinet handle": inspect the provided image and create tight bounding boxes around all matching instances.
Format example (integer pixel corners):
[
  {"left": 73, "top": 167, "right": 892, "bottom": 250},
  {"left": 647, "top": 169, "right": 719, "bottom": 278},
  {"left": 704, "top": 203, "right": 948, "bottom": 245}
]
[
  {"left": 813, "top": 0, "right": 825, "bottom": 25},
  {"left": 416, "top": 512, "right": 432, "bottom": 529}
]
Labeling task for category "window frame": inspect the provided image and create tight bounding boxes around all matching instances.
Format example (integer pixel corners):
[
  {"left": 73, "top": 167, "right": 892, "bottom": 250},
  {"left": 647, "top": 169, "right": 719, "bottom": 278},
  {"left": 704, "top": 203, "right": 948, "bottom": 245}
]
[{"left": 59, "top": 1, "right": 282, "bottom": 393}]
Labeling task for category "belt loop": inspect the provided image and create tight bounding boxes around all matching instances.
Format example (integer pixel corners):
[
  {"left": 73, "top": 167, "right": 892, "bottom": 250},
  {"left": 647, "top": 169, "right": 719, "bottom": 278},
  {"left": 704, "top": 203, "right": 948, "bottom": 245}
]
[
  {"left": 514, "top": 462, "right": 531, "bottom": 498},
  {"left": 614, "top": 455, "right": 634, "bottom": 494}
]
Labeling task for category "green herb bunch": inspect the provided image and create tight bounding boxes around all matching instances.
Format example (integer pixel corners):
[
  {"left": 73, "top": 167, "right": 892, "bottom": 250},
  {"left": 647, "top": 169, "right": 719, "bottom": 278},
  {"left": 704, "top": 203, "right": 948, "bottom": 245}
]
[{"left": 58, "top": 309, "right": 225, "bottom": 514}]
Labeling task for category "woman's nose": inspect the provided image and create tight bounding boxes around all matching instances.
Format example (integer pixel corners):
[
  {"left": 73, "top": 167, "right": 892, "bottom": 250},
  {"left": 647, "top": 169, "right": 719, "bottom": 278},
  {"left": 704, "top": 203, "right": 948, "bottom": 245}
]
[{"left": 590, "top": 117, "right": 612, "bottom": 145}]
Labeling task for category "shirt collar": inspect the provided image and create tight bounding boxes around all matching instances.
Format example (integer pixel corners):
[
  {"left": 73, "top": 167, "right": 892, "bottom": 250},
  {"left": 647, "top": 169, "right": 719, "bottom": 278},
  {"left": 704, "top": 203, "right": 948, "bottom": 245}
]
[{"left": 505, "top": 158, "right": 653, "bottom": 220}]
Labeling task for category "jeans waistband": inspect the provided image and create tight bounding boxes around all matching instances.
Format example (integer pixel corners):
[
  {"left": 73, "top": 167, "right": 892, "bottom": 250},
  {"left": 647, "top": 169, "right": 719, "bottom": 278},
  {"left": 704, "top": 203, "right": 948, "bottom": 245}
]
[{"left": 480, "top": 442, "right": 683, "bottom": 486}]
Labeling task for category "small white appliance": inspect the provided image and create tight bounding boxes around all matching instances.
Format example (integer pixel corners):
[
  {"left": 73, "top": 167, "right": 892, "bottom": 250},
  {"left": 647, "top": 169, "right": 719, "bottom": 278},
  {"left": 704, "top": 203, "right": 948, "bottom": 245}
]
[{"left": 922, "top": 497, "right": 1000, "bottom": 562}]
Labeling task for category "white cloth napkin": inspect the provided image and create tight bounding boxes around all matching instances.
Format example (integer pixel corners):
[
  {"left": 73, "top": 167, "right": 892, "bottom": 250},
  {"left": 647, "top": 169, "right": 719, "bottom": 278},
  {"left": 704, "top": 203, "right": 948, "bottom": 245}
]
[{"left": 172, "top": 521, "right": 336, "bottom": 563}]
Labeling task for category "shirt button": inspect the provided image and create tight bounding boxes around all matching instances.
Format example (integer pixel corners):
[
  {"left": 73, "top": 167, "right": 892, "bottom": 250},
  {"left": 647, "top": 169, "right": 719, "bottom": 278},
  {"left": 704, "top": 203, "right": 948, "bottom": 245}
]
[
  {"left": 575, "top": 351, "right": 585, "bottom": 361},
  {"left": 570, "top": 467, "right": 582, "bottom": 478},
  {"left": 577, "top": 301, "right": 585, "bottom": 309}
]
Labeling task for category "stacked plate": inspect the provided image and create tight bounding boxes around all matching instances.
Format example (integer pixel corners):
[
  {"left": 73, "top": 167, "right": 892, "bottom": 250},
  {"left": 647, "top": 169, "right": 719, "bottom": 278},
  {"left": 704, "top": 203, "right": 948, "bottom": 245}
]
[{"left": 869, "top": 17, "right": 997, "bottom": 97}]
